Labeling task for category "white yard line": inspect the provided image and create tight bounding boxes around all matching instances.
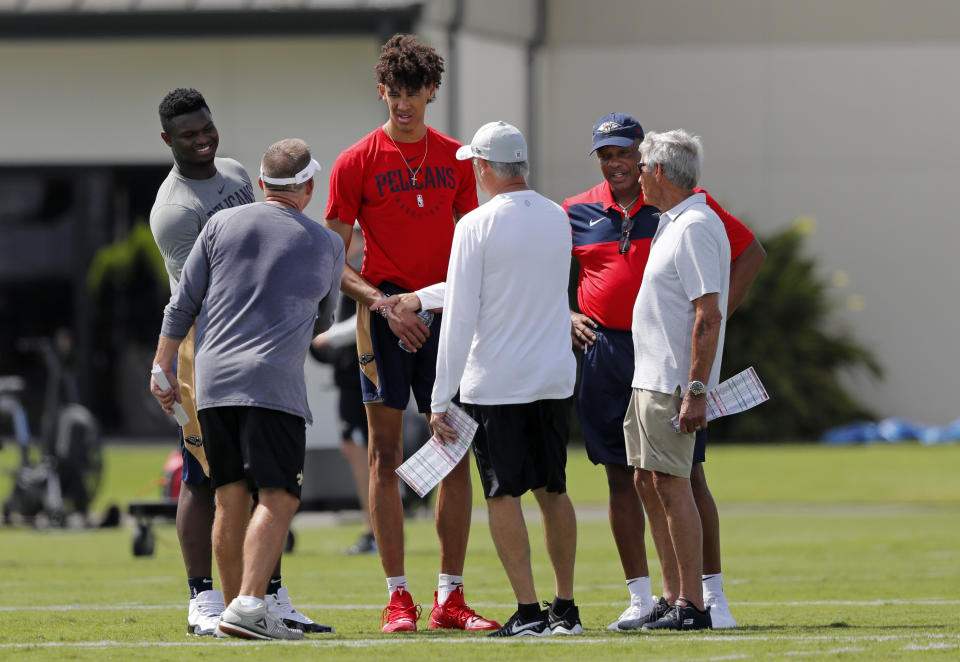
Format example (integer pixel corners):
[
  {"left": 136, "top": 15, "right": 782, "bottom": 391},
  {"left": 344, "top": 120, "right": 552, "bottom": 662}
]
[
  {"left": 0, "top": 633, "right": 958, "bottom": 651},
  {"left": 3, "top": 598, "right": 959, "bottom": 612}
]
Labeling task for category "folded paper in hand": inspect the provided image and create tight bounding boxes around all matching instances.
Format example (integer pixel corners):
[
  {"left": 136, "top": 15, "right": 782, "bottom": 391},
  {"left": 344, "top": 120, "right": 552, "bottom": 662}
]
[
  {"left": 672, "top": 366, "right": 769, "bottom": 431},
  {"left": 396, "top": 403, "right": 477, "bottom": 498}
]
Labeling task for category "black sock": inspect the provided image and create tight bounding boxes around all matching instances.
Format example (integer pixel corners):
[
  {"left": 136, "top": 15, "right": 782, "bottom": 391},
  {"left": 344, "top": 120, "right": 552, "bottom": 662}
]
[
  {"left": 266, "top": 576, "right": 282, "bottom": 596},
  {"left": 187, "top": 577, "right": 213, "bottom": 599},
  {"left": 551, "top": 597, "right": 574, "bottom": 615},
  {"left": 518, "top": 602, "right": 541, "bottom": 620}
]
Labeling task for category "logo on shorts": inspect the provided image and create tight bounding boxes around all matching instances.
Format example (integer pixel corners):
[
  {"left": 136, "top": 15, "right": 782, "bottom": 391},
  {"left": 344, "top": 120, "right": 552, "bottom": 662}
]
[
  {"left": 296, "top": 471, "right": 303, "bottom": 487},
  {"left": 184, "top": 435, "right": 204, "bottom": 448},
  {"left": 359, "top": 353, "right": 375, "bottom": 366}
]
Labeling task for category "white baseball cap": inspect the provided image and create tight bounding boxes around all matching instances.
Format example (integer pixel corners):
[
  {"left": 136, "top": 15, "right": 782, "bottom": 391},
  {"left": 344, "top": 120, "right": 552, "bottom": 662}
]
[{"left": 456, "top": 121, "right": 527, "bottom": 163}]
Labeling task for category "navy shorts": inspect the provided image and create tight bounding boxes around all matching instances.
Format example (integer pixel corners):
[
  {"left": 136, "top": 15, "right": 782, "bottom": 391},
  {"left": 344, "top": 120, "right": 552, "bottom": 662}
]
[
  {"left": 174, "top": 352, "right": 209, "bottom": 485},
  {"left": 464, "top": 399, "right": 571, "bottom": 498},
  {"left": 578, "top": 325, "right": 707, "bottom": 466},
  {"left": 359, "top": 281, "right": 440, "bottom": 413},
  {"left": 198, "top": 406, "right": 306, "bottom": 499},
  {"left": 179, "top": 433, "right": 209, "bottom": 485}
]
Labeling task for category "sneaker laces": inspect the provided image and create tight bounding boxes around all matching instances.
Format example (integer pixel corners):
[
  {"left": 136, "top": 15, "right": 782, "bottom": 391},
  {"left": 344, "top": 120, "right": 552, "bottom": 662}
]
[
  {"left": 268, "top": 588, "right": 314, "bottom": 623},
  {"left": 441, "top": 598, "right": 480, "bottom": 625},
  {"left": 196, "top": 598, "right": 224, "bottom": 619},
  {"left": 382, "top": 602, "right": 422, "bottom": 628}
]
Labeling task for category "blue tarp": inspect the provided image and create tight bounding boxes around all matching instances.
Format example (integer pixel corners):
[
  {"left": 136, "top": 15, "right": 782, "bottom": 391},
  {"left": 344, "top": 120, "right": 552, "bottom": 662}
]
[{"left": 822, "top": 417, "right": 960, "bottom": 445}]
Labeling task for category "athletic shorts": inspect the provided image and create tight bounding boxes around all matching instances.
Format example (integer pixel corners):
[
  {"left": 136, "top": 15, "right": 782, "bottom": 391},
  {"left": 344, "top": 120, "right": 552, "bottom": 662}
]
[
  {"left": 623, "top": 388, "right": 695, "bottom": 478},
  {"left": 197, "top": 406, "right": 306, "bottom": 499},
  {"left": 339, "top": 388, "right": 368, "bottom": 446},
  {"left": 179, "top": 435, "right": 209, "bottom": 485},
  {"left": 578, "top": 325, "right": 707, "bottom": 466},
  {"left": 357, "top": 281, "right": 440, "bottom": 412},
  {"left": 463, "top": 399, "right": 571, "bottom": 498}
]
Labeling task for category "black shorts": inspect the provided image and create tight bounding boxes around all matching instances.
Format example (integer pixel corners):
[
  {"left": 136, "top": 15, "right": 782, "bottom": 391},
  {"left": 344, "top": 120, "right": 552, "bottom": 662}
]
[
  {"left": 463, "top": 399, "right": 571, "bottom": 498},
  {"left": 198, "top": 406, "right": 306, "bottom": 499}
]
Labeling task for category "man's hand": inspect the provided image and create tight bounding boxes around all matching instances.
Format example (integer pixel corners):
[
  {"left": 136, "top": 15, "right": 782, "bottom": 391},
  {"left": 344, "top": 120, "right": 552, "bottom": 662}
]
[
  {"left": 150, "top": 362, "right": 182, "bottom": 415},
  {"left": 370, "top": 293, "right": 430, "bottom": 352},
  {"left": 429, "top": 411, "right": 457, "bottom": 445},
  {"left": 571, "top": 311, "right": 598, "bottom": 350},
  {"left": 677, "top": 392, "right": 707, "bottom": 434}
]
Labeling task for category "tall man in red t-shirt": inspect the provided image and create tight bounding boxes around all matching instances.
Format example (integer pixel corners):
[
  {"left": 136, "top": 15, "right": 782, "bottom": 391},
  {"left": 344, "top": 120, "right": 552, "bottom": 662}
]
[
  {"left": 324, "top": 34, "right": 499, "bottom": 634},
  {"left": 563, "top": 113, "right": 766, "bottom": 630}
]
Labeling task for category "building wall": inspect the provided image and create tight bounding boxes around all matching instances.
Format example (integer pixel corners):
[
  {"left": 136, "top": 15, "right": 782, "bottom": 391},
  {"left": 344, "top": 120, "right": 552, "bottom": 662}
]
[
  {"left": 3, "top": 1, "right": 958, "bottom": 429},
  {"left": 0, "top": 34, "right": 388, "bottom": 444},
  {"left": 0, "top": 35, "right": 385, "bottom": 217},
  {"left": 536, "top": 0, "right": 960, "bottom": 425}
]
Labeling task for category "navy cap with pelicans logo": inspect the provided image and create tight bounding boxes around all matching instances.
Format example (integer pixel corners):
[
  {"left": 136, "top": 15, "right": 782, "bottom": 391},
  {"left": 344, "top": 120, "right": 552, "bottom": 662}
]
[{"left": 590, "top": 112, "right": 644, "bottom": 154}]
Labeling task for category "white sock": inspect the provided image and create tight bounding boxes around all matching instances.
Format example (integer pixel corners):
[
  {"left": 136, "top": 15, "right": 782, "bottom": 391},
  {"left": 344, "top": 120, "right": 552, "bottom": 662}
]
[
  {"left": 386, "top": 575, "right": 408, "bottom": 597},
  {"left": 702, "top": 573, "right": 724, "bottom": 599},
  {"left": 437, "top": 574, "right": 463, "bottom": 604},
  {"left": 626, "top": 576, "right": 653, "bottom": 608},
  {"left": 236, "top": 595, "right": 265, "bottom": 610}
]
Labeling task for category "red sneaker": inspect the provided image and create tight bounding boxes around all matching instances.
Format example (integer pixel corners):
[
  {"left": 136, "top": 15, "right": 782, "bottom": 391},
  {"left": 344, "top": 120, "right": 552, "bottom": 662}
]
[
  {"left": 428, "top": 586, "right": 501, "bottom": 631},
  {"left": 381, "top": 587, "right": 421, "bottom": 633}
]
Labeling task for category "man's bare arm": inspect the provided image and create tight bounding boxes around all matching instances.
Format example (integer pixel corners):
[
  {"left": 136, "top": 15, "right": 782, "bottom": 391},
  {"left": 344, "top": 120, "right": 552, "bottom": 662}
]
[
  {"left": 678, "top": 292, "right": 723, "bottom": 434},
  {"left": 324, "top": 217, "right": 430, "bottom": 350},
  {"left": 728, "top": 237, "right": 766, "bottom": 316}
]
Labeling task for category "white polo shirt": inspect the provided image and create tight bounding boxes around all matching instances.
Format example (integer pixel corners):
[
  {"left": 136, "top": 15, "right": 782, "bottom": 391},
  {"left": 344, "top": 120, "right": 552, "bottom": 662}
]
[{"left": 630, "top": 192, "right": 731, "bottom": 395}]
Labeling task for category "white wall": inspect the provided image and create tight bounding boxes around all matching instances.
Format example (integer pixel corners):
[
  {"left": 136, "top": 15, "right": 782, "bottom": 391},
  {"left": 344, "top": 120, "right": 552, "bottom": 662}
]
[{"left": 538, "top": 2, "right": 960, "bottom": 426}]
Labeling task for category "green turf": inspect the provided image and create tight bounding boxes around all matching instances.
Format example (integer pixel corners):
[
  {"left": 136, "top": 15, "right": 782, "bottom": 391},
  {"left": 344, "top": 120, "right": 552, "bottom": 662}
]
[{"left": 1, "top": 442, "right": 958, "bottom": 660}]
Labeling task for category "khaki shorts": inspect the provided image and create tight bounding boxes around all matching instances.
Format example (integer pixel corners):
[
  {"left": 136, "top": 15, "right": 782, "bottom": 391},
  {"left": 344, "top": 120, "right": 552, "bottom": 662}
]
[{"left": 623, "top": 388, "right": 695, "bottom": 478}]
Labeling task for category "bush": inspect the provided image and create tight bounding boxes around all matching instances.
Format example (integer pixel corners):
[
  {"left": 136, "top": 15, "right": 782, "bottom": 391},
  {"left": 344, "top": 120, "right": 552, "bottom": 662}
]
[{"left": 709, "top": 221, "right": 882, "bottom": 442}]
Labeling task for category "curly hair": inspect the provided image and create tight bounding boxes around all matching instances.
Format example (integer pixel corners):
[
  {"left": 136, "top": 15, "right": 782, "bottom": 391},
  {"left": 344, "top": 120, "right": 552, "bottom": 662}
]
[
  {"left": 158, "top": 88, "right": 210, "bottom": 132},
  {"left": 375, "top": 34, "right": 444, "bottom": 97}
]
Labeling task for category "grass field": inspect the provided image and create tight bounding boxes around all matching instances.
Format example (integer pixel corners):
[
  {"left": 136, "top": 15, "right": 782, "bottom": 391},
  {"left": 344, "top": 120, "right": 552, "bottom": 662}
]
[{"left": 1, "top": 441, "right": 958, "bottom": 660}]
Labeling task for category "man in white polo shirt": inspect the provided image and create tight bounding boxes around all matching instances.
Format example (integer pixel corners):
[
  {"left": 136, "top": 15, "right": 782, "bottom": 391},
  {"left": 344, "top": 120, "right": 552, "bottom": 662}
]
[{"left": 625, "top": 129, "right": 730, "bottom": 631}]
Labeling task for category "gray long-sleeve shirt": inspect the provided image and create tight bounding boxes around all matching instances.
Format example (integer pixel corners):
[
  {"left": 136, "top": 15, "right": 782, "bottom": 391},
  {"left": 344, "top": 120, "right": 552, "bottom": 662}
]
[{"left": 161, "top": 201, "right": 345, "bottom": 424}]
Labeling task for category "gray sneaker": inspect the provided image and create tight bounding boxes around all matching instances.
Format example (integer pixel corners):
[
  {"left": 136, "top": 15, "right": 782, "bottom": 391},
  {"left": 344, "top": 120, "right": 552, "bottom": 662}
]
[{"left": 217, "top": 599, "right": 304, "bottom": 640}]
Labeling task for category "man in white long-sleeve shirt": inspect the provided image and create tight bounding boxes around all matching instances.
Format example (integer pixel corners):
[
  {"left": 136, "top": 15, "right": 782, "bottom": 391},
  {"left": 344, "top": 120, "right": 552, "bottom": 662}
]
[{"left": 405, "top": 122, "right": 580, "bottom": 637}]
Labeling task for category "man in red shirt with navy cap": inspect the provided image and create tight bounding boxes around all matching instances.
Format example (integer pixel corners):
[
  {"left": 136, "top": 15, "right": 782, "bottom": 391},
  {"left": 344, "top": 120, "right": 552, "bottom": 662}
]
[{"left": 563, "top": 112, "right": 765, "bottom": 630}]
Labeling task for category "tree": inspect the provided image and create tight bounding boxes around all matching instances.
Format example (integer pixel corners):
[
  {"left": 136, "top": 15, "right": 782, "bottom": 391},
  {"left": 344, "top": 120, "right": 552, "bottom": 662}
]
[{"left": 710, "top": 221, "right": 882, "bottom": 442}]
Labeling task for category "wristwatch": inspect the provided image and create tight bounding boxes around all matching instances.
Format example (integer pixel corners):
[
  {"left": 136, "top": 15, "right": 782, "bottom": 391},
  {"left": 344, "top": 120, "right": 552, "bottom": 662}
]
[{"left": 687, "top": 380, "right": 706, "bottom": 397}]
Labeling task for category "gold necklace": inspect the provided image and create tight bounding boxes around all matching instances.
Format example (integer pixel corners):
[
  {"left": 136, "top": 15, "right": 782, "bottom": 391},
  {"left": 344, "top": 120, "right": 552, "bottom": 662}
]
[{"left": 385, "top": 128, "right": 429, "bottom": 186}]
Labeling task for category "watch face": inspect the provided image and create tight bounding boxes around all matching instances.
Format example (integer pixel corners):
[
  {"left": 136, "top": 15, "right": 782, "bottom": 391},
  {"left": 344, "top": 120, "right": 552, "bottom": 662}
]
[{"left": 688, "top": 381, "right": 706, "bottom": 396}]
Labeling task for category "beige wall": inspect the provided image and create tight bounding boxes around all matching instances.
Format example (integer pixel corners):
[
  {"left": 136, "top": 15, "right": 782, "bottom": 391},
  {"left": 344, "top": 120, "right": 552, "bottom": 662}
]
[
  {"left": 0, "top": 35, "right": 384, "bottom": 216},
  {"left": 537, "top": 0, "right": 960, "bottom": 425}
]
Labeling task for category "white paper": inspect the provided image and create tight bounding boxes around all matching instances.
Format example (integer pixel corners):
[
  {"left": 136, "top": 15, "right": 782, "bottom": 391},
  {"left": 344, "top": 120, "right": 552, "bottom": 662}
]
[
  {"left": 396, "top": 403, "right": 477, "bottom": 498},
  {"left": 672, "top": 366, "right": 769, "bottom": 430},
  {"left": 151, "top": 365, "right": 191, "bottom": 427}
]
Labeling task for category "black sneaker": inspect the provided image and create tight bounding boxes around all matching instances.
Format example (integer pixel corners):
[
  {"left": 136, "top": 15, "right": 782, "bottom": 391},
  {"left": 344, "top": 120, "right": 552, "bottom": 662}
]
[
  {"left": 616, "top": 596, "right": 671, "bottom": 631},
  {"left": 487, "top": 609, "right": 549, "bottom": 637},
  {"left": 641, "top": 598, "right": 711, "bottom": 631},
  {"left": 546, "top": 601, "right": 583, "bottom": 635}
]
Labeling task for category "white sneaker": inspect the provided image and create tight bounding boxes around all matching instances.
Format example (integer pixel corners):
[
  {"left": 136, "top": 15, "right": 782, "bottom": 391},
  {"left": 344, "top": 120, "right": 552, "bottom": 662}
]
[
  {"left": 187, "top": 589, "right": 225, "bottom": 636},
  {"left": 605, "top": 594, "right": 658, "bottom": 631},
  {"left": 266, "top": 586, "right": 334, "bottom": 633},
  {"left": 705, "top": 592, "right": 737, "bottom": 629},
  {"left": 218, "top": 598, "right": 304, "bottom": 640}
]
